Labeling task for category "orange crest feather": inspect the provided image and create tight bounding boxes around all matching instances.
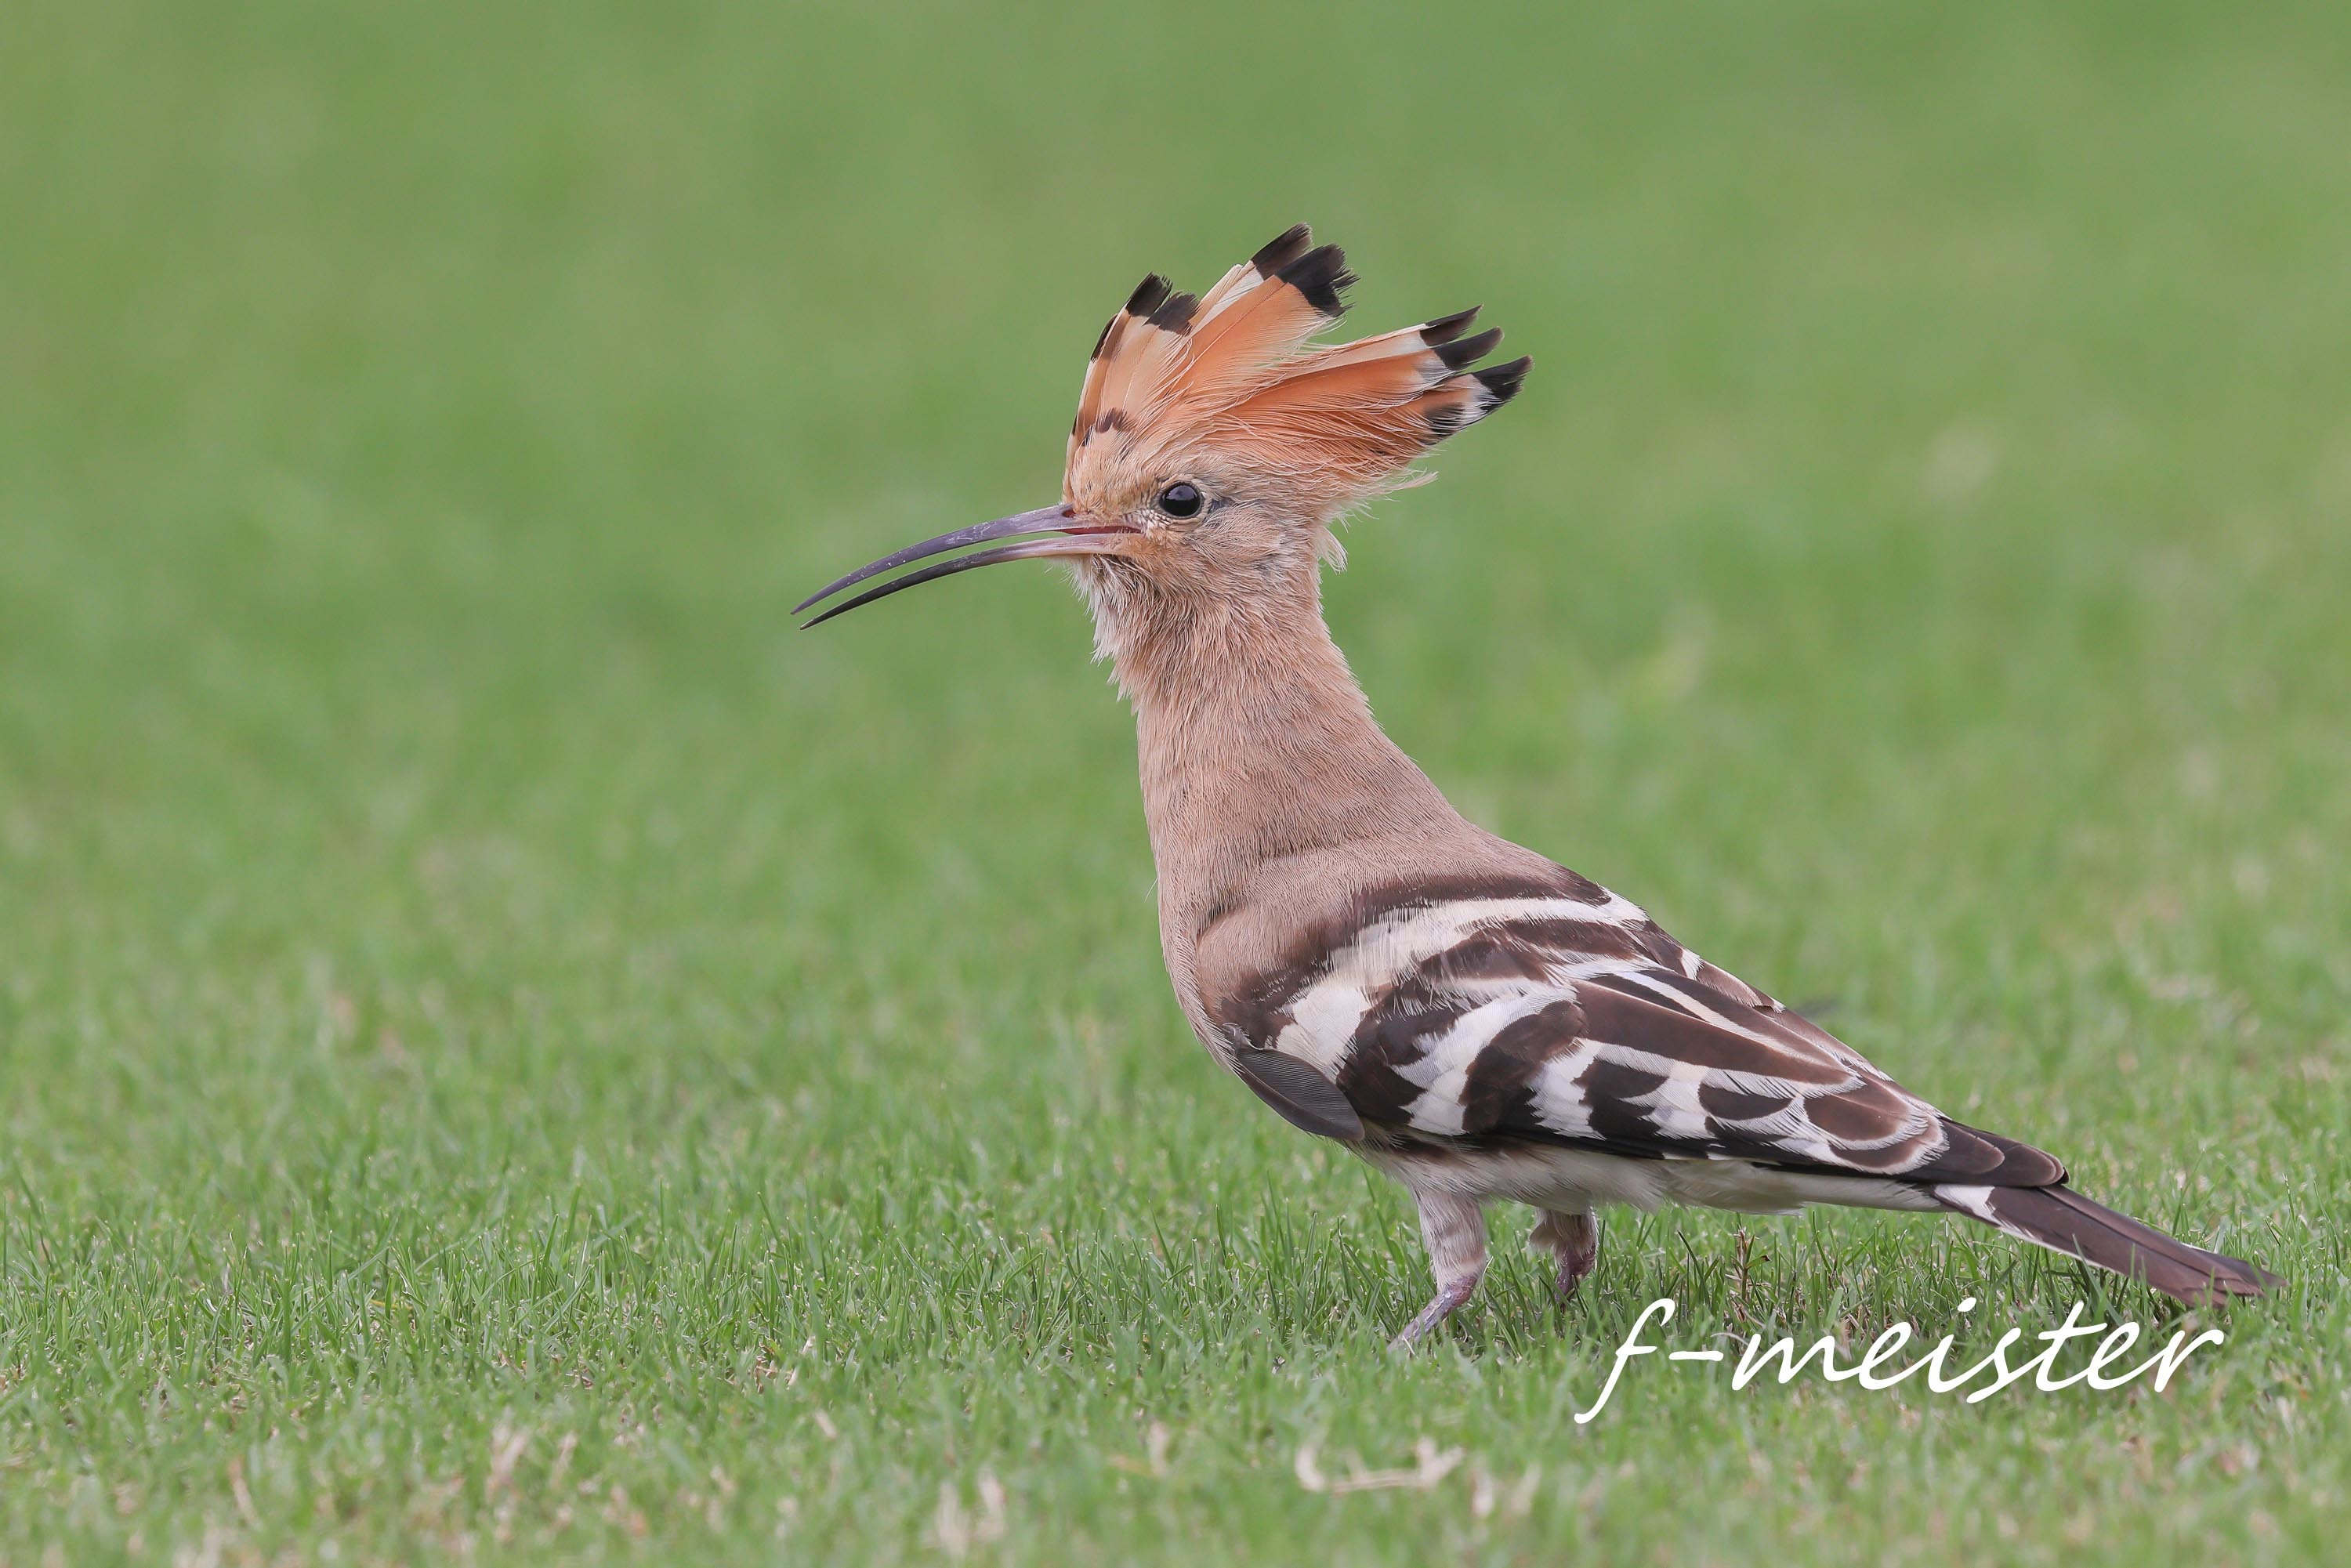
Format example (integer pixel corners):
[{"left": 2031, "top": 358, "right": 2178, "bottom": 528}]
[{"left": 1065, "top": 225, "right": 1530, "bottom": 515}]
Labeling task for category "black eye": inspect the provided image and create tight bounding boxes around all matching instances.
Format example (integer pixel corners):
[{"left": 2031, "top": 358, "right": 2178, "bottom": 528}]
[{"left": 1156, "top": 481, "right": 1204, "bottom": 519}]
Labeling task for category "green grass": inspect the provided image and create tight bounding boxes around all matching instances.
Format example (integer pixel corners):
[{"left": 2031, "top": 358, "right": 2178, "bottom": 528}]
[{"left": 5, "top": 0, "right": 2349, "bottom": 1560}]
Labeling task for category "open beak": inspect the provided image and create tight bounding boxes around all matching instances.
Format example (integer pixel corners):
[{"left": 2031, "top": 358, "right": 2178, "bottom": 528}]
[{"left": 795, "top": 504, "right": 1137, "bottom": 628}]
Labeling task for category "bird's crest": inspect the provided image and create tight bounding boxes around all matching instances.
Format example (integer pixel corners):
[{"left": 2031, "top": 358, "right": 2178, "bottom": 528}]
[{"left": 1064, "top": 225, "right": 1530, "bottom": 516}]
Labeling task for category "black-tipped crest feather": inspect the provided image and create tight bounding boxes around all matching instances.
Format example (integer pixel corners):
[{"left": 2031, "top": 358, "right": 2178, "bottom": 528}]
[
  {"left": 1433, "top": 326, "right": 1505, "bottom": 370},
  {"left": 1473, "top": 354, "right": 1531, "bottom": 407},
  {"left": 1277, "top": 244, "right": 1356, "bottom": 317},
  {"left": 1420, "top": 306, "right": 1482, "bottom": 345},
  {"left": 1145, "top": 291, "right": 1200, "bottom": 334},
  {"left": 1123, "top": 273, "right": 1172, "bottom": 317},
  {"left": 1249, "top": 223, "right": 1315, "bottom": 277}
]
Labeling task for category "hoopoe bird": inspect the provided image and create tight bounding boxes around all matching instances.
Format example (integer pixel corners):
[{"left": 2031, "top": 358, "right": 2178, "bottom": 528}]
[{"left": 801, "top": 226, "right": 2279, "bottom": 1344}]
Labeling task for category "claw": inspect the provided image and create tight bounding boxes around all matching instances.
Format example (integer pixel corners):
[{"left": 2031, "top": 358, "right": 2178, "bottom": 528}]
[
  {"left": 1389, "top": 1273, "right": 1482, "bottom": 1350},
  {"left": 1532, "top": 1208, "right": 1600, "bottom": 1302}
]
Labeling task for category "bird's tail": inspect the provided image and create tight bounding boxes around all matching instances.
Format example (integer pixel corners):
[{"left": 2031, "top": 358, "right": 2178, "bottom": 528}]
[{"left": 1929, "top": 1182, "right": 2280, "bottom": 1305}]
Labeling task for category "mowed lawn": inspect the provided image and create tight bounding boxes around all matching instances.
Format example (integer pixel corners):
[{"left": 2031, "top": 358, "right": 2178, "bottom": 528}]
[{"left": 5, "top": 1, "right": 2349, "bottom": 1561}]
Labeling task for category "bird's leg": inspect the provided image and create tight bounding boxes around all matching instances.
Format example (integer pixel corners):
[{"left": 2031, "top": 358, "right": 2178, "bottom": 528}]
[
  {"left": 1530, "top": 1206, "right": 1600, "bottom": 1301},
  {"left": 1392, "top": 1190, "right": 1487, "bottom": 1349}
]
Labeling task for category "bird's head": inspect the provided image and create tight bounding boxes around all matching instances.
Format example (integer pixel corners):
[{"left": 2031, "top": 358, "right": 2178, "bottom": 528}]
[{"left": 798, "top": 225, "right": 1528, "bottom": 663}]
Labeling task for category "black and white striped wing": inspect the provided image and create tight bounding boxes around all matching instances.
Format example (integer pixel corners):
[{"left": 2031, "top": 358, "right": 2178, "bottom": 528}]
[{"left": 1210, "top": 874, "right": 2062, "bottom": 1186}]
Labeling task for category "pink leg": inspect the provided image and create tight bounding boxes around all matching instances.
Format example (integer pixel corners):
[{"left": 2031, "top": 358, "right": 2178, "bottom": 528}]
[
  {"left": 1531, "top": 1207, "right": 1600, "bottom": 1300},
  {"left": 1392, "top": 1190, "right": 1487, "bottom": 1349}
]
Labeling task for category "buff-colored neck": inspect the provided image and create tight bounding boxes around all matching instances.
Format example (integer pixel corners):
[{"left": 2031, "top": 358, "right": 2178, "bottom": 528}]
[{"left": 1101, "top": 571, "right": 1467, "bottom": 942}]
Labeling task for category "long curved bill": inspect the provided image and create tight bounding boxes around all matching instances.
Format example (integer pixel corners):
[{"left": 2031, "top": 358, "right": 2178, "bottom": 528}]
[{"left": 795, "top": 504, "right": 1136, "bottom": 628}]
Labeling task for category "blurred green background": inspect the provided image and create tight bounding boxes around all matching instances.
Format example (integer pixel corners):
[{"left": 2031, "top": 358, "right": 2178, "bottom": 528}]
[{"left": 3, "top": 1, "right": 2347, "bottom": 1562}]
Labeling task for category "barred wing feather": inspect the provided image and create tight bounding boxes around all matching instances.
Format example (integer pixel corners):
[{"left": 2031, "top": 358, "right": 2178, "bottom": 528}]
[{"left": 1212, "top": 875, "right": 2064, "bottom": 1187}]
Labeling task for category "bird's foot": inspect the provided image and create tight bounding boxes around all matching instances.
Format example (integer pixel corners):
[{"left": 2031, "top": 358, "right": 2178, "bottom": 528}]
[
  {"left": 1389, "top": 1270, "right": 1483, "bottom": 1351},
  {"left": 1531, "top": 1208, "right": 1600, "bottom": 1302}
]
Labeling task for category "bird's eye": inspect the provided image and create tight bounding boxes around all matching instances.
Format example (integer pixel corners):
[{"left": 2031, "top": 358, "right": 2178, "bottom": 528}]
[{"left": 1156, "top": 482, "right": 1204, "bottom": 519}]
